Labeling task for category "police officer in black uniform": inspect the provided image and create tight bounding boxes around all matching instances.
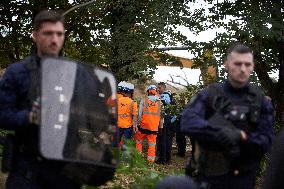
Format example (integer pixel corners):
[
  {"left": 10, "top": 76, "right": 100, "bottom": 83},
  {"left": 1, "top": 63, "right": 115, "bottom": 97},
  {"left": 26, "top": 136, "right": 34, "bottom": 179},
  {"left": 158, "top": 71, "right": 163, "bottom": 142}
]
[
  {"left": 156, "top": 82, "right": 175, "bottom": 164},
  {"left": 0, "top": 10, "right": 81, "bottom": 189},
  {"left": 181, "top": 44, "right": 274, "bottom": 189}
]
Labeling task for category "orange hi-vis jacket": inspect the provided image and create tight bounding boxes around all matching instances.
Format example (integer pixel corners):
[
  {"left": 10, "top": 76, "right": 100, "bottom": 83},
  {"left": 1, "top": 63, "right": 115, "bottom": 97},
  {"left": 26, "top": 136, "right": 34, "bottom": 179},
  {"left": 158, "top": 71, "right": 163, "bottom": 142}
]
[
  {"left": 140, "top": 97, "right": 161, "bottom": 132},
  {"left": 118, "top": 96, "right": 138, "bottom": 128},
  {"left": 117, "top": 93, "right": 124, "bottom": 99}
]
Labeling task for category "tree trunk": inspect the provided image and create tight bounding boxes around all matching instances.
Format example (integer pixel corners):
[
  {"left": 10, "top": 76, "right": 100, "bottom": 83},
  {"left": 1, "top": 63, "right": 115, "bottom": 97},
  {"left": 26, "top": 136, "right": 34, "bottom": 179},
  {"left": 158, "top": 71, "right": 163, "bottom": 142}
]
[
  {"left": 272, "top": 1, "right": 284, "bottom": 124},
  {"left": 252, "top": 0, "right": 284, "bottom": 125}
]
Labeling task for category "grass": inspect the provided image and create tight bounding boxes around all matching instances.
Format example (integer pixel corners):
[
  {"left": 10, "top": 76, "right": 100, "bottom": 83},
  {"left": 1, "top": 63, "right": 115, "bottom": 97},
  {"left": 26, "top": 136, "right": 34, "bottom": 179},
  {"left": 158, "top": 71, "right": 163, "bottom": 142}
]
[{"left": 84, "top": 140, "right": 188, "bottom": 189}]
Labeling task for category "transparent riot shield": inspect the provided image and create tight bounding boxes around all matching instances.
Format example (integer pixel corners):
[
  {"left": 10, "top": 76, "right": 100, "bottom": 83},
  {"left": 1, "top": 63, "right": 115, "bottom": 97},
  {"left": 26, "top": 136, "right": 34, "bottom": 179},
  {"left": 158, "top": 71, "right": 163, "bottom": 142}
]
[{"left": 40, "top": 57, "right": 118, "bottom": 185}]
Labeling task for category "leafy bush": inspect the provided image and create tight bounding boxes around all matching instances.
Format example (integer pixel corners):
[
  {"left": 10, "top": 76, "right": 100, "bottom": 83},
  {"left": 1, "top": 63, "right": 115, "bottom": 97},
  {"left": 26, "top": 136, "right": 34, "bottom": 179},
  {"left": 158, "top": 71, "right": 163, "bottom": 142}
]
[
  {"left": 83, "top": 140, "right": 183, "bottom": 189},
  {"left": 162, "top": 83, "right": 203, "bottom": 120}
]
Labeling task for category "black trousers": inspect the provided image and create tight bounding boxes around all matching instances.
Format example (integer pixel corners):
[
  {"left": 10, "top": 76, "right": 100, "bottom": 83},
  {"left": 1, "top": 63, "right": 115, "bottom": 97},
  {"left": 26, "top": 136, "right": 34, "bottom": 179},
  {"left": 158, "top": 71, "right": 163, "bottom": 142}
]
[
  {"left": 156, "top": 116, "right": 175, "bottom": 162},
  {"left": 175, "top": 120, "right": 186, "bottom": 156}
]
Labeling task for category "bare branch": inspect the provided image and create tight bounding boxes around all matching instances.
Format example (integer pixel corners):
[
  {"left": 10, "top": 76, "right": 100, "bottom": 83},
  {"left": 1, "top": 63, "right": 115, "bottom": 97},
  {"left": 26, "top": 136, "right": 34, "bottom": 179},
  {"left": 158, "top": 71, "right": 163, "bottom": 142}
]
[
  {"left": 167, "top": 75, "right": 188, "bottom": 88},
  {"left": 63, "top": 0, "right": 97, "bottom": 16},
  {"left": 165, "top": 82, "right": 179, "bottom": 90},
  {"left": 168, "top": 72, "right": 191, "bottom": 87}
]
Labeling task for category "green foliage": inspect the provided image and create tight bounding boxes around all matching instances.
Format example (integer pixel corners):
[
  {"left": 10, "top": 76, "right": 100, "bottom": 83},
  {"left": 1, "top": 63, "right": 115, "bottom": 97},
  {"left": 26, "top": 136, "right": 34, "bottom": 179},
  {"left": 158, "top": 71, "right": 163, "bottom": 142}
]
[
  {"left": 183, "top": 0, "right": 284, "bottom": 123},
  {"left": 256, "top": 154, "right": 270, "bottom": 181},
  {"left": 274, "top": 122, "right": 283, "bottom": 134},
  {"left": 162, "top": 83, "right": 203, "bottom": 119},
  {"left": 117, "top": 140, "right": 180, "bottom": 189},
  {"left": 0, "top": 0, "right": 191, "bottom": 82},
  {"left": 83, "top": 140, "right": 183, "bottom": 189}
]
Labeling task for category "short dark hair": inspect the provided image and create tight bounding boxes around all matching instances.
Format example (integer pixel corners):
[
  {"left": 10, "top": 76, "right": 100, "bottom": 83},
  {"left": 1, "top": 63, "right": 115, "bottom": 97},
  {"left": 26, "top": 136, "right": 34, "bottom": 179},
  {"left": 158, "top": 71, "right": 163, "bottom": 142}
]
[
  {"left": 33, "top": 10, "right": 64, "bottom": 31},
  {"left": 158, "top": 82, "right": 166, "bottom": 88},
  {"left": 226, "top": 43, "right": 253, "bottom": 59}
]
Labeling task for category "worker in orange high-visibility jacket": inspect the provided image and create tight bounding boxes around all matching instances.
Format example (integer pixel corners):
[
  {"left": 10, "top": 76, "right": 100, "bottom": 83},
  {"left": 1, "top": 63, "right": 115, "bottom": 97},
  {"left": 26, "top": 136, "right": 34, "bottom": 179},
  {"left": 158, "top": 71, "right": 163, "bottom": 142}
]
[
  {"left": 117, "top": 81, "right": 138, "bottom": 145},
  {"left": 135, "top": 85, "right": 163, "bottom": 163}
]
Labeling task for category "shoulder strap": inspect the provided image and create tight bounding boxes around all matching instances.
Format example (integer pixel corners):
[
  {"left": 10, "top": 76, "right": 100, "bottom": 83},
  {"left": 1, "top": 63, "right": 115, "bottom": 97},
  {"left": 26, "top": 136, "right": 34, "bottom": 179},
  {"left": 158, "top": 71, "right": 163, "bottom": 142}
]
[
  {"left": 247, "top": 84, "right": 264, "bottom": 123},
  {"left": 163, "top": 91, "right": 171, "bottom": 98},
  {"left": 206, "top": 83, "right": 224, "bottom": 97},
  {"left": 247, "top": 84, "right": 264, "bottom": 104},
  {"left": 163, "top": 91, "right": 173, "bottom": 104},
  {"left": 206, "top": 83, "right": 228, "bottom": 111}
]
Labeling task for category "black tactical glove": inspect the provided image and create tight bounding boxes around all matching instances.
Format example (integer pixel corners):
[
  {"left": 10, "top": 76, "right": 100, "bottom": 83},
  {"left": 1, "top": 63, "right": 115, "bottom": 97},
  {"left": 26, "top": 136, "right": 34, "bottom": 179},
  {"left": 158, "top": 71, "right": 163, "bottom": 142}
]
[
  {"left": 216, "top": 128, "right": 241, "bottom": 159},
  {"left": 215, "top": 127, "right": 241, "bottom": 148}
]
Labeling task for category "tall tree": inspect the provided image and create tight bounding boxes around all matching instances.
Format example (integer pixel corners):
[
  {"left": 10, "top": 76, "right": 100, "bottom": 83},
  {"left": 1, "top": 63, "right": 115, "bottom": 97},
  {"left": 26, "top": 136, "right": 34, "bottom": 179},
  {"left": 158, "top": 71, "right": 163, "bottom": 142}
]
[
  {"left": 183, "top": 0, "right": 284, "bottom": 123},
  {"left": 0, "top": 0, "right": 191, "bottom": 82}
]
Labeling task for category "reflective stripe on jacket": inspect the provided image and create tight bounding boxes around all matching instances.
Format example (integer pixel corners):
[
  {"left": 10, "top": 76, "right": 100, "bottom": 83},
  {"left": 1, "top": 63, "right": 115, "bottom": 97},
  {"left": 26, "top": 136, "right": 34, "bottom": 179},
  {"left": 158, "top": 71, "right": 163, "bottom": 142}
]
[{"left": 117, "top": 96, "right": 138, "bottom": 128}]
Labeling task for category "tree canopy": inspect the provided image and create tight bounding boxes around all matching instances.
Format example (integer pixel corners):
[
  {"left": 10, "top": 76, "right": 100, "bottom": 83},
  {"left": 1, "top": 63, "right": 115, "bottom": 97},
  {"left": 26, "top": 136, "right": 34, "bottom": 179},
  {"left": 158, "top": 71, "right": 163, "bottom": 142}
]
[
  {"left": 1, "top": 0, "right": 284, "bottom": 122},
  {"left": 183, "top": 0, "right": 284, "bottom": 123},
  {"left": 0, "top": 0, "right": 191, "bottom": 82}
]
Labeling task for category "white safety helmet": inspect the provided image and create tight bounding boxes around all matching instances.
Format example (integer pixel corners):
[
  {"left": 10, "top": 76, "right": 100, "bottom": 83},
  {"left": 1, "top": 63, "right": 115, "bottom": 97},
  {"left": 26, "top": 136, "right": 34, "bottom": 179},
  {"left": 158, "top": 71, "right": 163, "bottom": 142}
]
[
  {"left": 118, "top": 81, "right": 128, "bottom": 92},
  {"left": 118, "top": 81, "right": 134, "bottom": 93}
]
